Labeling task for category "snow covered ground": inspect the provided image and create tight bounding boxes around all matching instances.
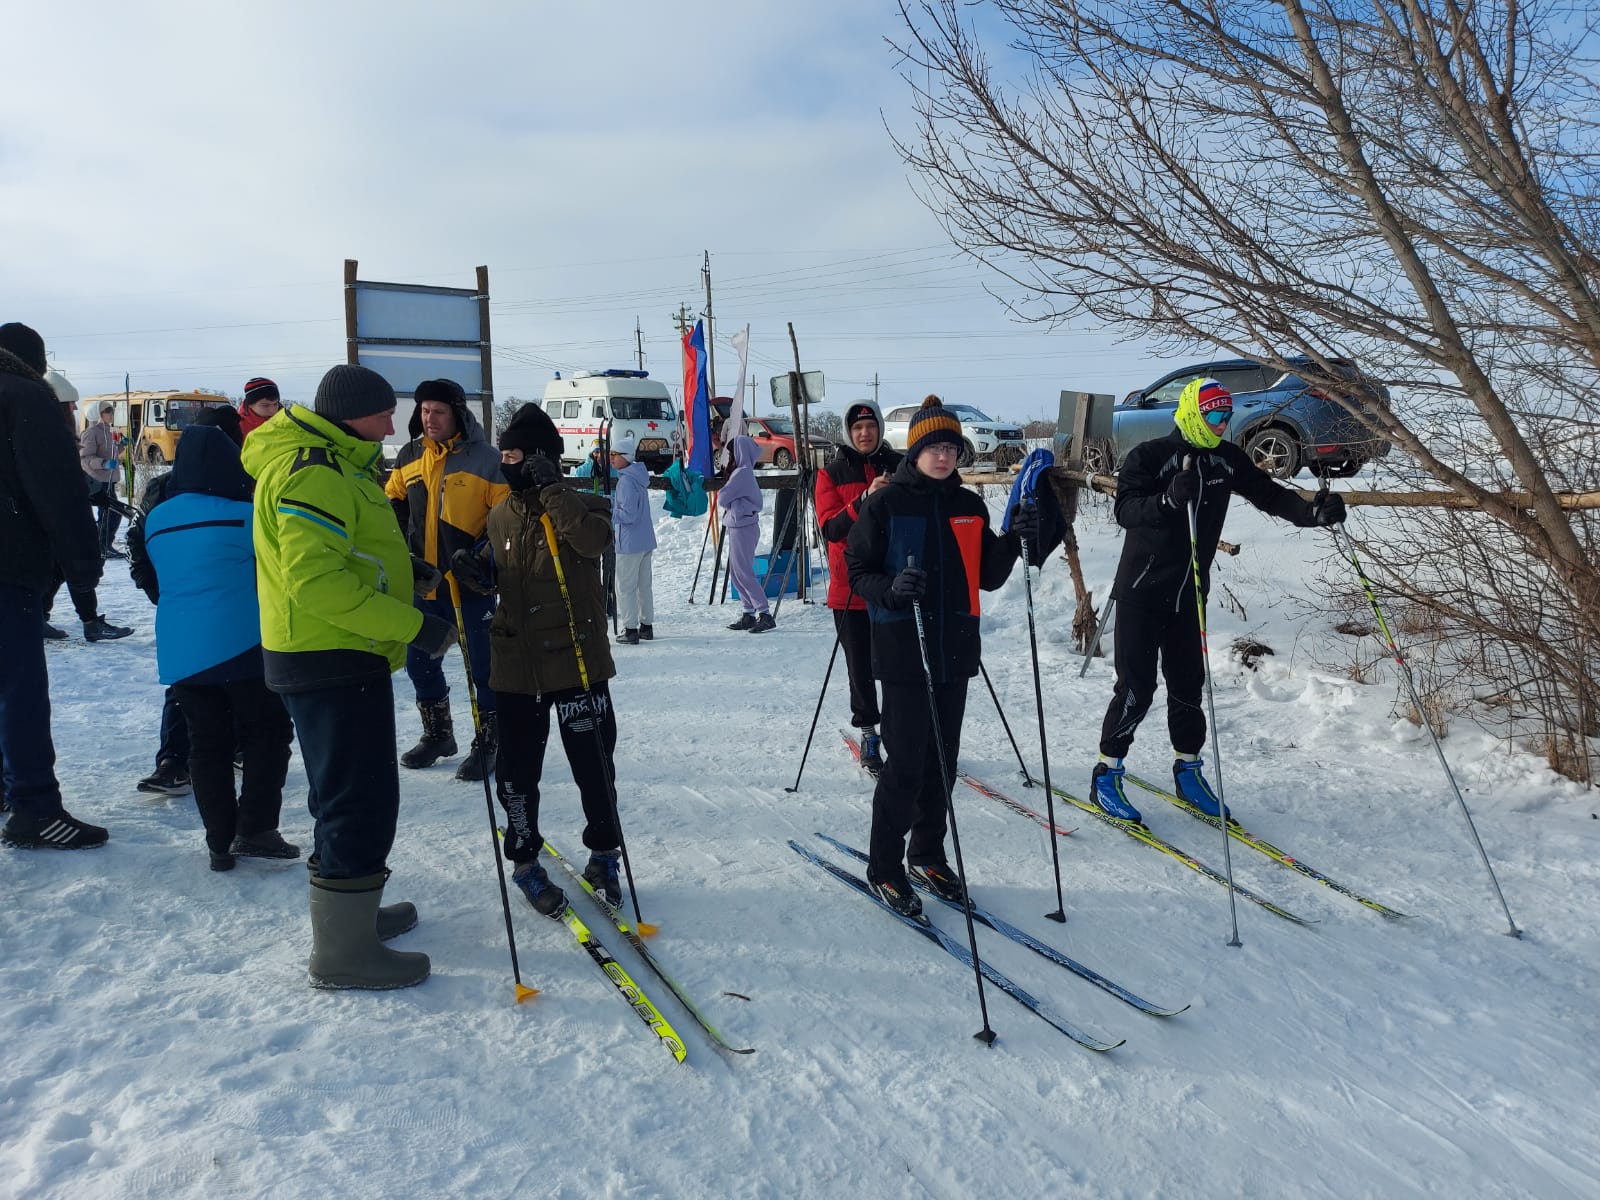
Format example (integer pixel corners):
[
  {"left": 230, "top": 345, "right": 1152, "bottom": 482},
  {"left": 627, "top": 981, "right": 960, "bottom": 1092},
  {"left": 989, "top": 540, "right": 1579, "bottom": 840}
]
[{"left": 5, "top": 474, "right": 1598, "bottom": 1200}]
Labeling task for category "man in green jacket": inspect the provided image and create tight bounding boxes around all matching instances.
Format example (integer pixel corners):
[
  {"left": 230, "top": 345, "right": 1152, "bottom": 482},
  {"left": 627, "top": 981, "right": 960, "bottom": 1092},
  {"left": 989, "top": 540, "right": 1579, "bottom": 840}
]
[{"left": 243, "top": 364, "right": 455, "bottom": 991}]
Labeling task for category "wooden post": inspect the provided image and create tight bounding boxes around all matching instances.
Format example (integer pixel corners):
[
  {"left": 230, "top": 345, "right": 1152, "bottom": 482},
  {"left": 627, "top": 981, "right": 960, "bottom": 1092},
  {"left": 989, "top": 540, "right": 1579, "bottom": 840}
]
[
  {"left": 476, "top": 264, "right": 493, "bottom": 434},
  {"left": 343, "top": 259, "right": 360, "bottom": 366}
]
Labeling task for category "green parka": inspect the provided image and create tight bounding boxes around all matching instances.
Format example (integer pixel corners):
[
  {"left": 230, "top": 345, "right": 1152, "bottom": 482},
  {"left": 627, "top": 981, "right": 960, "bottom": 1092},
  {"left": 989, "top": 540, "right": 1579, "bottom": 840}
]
[
  {"left": 242, "top": 407, "right": 422, "bottom": 682},
  {"left": 483, "top": 481, "right": 615, "bottom": 697}
]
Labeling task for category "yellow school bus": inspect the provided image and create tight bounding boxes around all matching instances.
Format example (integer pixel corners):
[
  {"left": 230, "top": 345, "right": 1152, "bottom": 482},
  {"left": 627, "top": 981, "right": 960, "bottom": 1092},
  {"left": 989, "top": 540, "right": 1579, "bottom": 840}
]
[{"left": 80, "top": 390, "right": 236, "bottom": 465}]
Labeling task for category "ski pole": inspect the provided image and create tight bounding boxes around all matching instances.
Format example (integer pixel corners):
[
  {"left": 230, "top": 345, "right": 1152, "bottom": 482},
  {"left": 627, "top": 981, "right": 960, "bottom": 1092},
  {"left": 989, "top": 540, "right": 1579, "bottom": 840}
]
[
  {"left": 784, "top": 634, "right": 842, "bottom": 793},
  {"left": 688, "top": 513, "right": 713, "bottom": 603},
  {"left": 978, "top": 661, "right": 1031, "bottom": 784},
  {"left": 1186, "top": 469, "right": 1243, "bottom": 948},
  {"left": 1018, "top": 501, "right": 1068, "bottom": 923},
  {"left": 909, "top": 555, "right": 996, "bottom": 1045},
  {"left": 1079, "top": 598, "right": 1114, "bottom": 678},
  {"left": 1331, "top": 523, "right": 1521, "bottom": 937},
  {"left": 538, "top": 513, "right": 658, "bottom": 936},
  {"left": 447, "top": 570, "right": 538, "bottom": 1003}
]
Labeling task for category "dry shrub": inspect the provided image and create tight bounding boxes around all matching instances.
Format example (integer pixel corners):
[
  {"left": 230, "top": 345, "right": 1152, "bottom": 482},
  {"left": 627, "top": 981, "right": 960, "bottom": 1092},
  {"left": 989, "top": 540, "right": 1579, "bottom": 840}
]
[
  {"left": 1396, "top": 604, "right": 1446, "bottom": 638},
  {"left": 1229, "top": 637, "right": 1274, "bottom": 671},
  {"left": 1335, "top": 619, "right": 1376, "bottom": 637}
]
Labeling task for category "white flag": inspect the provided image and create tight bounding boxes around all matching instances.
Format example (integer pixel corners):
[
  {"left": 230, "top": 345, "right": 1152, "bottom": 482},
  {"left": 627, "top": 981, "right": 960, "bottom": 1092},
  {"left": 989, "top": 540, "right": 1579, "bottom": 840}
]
[{"left": 725, "top": 325, "right": 750, "bottom": 441}]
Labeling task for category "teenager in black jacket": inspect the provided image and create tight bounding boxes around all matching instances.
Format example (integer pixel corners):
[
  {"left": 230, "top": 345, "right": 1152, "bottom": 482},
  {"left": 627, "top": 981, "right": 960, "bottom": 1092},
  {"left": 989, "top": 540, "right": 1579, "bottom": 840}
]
[
  {"left": 844, "top": 395, "right": 1035, "bottom": 916},
  {"left": 1092, "top": 377, "right": 1346, "bottom": 824}
]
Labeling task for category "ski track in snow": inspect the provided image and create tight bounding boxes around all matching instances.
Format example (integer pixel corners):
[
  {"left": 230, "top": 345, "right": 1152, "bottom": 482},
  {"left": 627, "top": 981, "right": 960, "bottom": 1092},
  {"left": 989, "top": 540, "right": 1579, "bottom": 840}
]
[{"left": 3, "top": 479, "right": 1598, "bottom": 1199}]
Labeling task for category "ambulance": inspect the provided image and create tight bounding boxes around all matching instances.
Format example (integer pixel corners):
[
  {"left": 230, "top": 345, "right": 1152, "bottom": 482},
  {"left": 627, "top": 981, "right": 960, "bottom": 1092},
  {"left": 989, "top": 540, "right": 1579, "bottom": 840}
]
[{"left": 541, "top": 369, "right": 681, "bottom": 472}]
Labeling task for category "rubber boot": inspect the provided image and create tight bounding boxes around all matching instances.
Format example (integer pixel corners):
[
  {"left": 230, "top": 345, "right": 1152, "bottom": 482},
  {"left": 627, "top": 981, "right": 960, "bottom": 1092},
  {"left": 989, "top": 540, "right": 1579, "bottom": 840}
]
[
  {"left": 455, "top": 711, "right": 498, "bottom": 782},
  {"left": 307, "top": 855, "right": 416, "bottom": 940},
  {"left": 307, "top": 872, "right": 430, "bottom": 990},
  {"left": 400, "top": 699, "right": 457, "bottom": 769}
]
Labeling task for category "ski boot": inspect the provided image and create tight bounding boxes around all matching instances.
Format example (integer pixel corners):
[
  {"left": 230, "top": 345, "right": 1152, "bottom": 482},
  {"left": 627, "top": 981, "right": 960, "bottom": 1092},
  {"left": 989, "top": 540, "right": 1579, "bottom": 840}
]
[
  {"left": 1090, "top": 760, "right": 1142, "bottom": 823},
  {"left": 1173, "top": 756, "right": 1230, "bottom": 820},
  {"left": 512, "top": 861, "right": 566, "bottom": 918},
  {"left": 583, "top": 849, "right": 623, "bottom": 908},
  {"left": 868, "top": 874, "right": 923, "bottom": 919},
  {"left": 908, "top": 861, "right": 965, "bottom": 903},
  {"left": 859, "top": 729, "right": 884, "bottom": 777}
]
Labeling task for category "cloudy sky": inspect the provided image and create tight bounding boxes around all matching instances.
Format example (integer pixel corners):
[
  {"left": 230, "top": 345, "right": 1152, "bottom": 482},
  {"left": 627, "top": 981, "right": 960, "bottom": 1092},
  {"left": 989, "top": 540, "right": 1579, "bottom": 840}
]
[{"left": 3, "top": 1, "right": 1167, "bottom": 421}]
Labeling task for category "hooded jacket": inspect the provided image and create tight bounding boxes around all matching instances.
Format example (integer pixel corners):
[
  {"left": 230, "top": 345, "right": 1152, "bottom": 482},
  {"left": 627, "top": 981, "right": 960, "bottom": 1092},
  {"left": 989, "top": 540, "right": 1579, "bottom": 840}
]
[
  {"left": 384, "top": 389, "right": 508, "bottom": 595},
  {"left": 144, "top": 425, "right": 262, "bottom": 685},
  {"left": 716, "top": 435, "right": 763, "bottom": 528},
  {"left": 611, "top": 459, "right": 657, "bottom": 555},
  {"left": 816, "top": 405, "right": 903, "bottom": 611},
  {"left": 0, "top": 347, "right": 102, "bottom": 593},
  {"left": 79, "top": 416, "right": 120, "bottom": 484},
  {"left": 481, "top": 480, "right": 616, "bottom": 697},
  {"left": 1112, "top": 428, "right": 1317, "bottom": 606},
  {"left": 845, "top": 457, "right": 1020, "bottom": 686},
  {"left": 242, "top": 406, "right": 423, "bottom": 691}
]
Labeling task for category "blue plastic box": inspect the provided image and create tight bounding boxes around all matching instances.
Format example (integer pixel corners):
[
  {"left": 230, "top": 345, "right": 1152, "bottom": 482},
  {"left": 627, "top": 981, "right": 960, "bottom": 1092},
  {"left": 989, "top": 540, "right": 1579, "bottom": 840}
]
[{"left": 730, "top": 551, "right": 823, "bottom": 600}]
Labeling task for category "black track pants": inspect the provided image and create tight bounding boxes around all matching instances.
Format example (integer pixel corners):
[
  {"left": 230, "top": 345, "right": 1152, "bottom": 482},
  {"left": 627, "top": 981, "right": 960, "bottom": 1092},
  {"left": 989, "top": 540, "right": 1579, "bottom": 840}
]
[{"left": 1098, "top": 596, "right": 1206, "bottom": 759}]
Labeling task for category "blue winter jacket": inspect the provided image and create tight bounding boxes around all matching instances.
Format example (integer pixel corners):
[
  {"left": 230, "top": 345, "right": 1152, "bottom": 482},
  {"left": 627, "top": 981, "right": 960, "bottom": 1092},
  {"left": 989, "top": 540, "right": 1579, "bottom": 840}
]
[
  {"left": 611, "top": 461, "right": 657, "bottom": 555},
  {"left": 144, "top": 425, "right": 264, "bottom": 685}
]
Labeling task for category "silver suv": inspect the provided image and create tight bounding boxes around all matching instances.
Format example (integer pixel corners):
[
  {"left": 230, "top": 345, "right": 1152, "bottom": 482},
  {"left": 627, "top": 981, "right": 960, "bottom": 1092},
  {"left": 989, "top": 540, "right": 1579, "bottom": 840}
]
[{"left": 881, "top": 403, "right": 1026, "bottom": 468}]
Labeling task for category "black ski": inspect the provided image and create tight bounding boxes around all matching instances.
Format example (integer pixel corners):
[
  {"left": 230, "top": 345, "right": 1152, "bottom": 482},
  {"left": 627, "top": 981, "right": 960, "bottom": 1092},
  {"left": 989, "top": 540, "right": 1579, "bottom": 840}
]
[
  {"left": 788, "top": 840, "right": 1124, "bottom": 1051},
  {"left": 814, "top": 833, "right": 1187, "bottom": 1018}
]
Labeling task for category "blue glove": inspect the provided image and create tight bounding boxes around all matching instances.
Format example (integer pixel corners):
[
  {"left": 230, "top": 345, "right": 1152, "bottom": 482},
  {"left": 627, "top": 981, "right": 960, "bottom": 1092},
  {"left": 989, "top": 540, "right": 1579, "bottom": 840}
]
[{"left": 105, "top": 459, "right": 118, "bottom": 470}]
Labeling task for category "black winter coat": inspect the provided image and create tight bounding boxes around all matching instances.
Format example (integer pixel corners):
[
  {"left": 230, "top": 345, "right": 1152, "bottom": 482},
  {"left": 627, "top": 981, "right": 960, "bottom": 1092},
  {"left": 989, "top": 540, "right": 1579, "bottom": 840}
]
[
  {"left": 845, "top": 458, "right": 1019, "bottom": 686},
  {"left": 1112, "top": 429, "right": 1316, "bottom": 607},
  {"left": 0, "top": 348, "right": 101, "bottom": 594}
]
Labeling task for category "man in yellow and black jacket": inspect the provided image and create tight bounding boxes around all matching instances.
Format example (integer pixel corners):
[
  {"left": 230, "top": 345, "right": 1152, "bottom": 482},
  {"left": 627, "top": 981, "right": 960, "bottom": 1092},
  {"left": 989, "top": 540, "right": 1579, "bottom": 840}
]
[{"left": 385, "top": 379, "right": 509, "bottom": 781}]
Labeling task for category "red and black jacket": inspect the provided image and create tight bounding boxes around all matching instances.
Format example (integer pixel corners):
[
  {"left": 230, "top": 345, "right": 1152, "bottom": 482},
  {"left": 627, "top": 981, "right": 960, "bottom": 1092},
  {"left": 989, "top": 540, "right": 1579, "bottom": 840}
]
[
  {"left": 815, "top": 441, "right": 903, "bottom": 610},
  {"left": 844, "top": 457, "right": 1019, "bottom": 686}
]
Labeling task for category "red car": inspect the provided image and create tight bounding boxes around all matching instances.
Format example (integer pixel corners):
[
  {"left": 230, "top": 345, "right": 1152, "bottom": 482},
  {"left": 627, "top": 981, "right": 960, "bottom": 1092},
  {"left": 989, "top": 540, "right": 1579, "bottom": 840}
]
[{"left": 742, "top": 415, "right": 832, "bottom": 469}]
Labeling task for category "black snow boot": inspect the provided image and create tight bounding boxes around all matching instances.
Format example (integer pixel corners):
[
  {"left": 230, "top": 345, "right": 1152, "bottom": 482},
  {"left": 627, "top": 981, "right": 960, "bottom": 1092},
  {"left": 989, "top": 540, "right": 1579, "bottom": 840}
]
[
  {"left": 83, "top": 615, "right": 133, "bottom": 642},
  {"left": 455, "top": 711, "right": 498, "bottom": 782},
  {"left": 401, "top": 699, "right": 456, "bottom": 769},
  {"left": 2, "top": 810, "right": 109, "bottom": 850},
  {"left": 639, "top": 624, "right": 654, "bottom": 641},
  {"left": 616, "top": 627, "right": 640, "bottom": 646},
  {"left": 749, "top": 612, "right": 776, "bottom": 633}
]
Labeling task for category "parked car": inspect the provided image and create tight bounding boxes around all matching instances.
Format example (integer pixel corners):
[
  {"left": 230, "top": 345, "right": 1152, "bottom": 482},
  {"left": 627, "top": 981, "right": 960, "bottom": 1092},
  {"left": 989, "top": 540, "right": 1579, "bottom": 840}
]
[
  {"left": 1101, "top": 357, "right": 1391, "bottom": 478},
  {"left": 881, "top": 403, "right": 1027, "bottom": 467},
  {"left": 743, "top": 415, "right": 833, "bottom": 469}
]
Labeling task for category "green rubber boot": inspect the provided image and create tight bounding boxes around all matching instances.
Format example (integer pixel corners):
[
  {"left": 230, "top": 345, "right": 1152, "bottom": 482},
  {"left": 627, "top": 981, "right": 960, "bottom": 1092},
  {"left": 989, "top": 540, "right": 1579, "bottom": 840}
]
[{"left": 308, "top": 872, "right": 430, "bottom": 990}]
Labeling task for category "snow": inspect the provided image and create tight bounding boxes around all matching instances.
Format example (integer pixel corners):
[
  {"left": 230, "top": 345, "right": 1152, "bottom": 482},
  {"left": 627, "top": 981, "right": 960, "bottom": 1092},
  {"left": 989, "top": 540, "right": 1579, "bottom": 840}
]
[{"left": 5, "top": 476, "right": 1599, "bottom": 1200}]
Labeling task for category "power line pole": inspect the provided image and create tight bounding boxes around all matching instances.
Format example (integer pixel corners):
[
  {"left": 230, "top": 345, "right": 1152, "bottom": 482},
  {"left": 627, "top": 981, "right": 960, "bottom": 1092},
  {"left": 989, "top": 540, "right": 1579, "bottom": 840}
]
[
  {"left": 671, "top": 303, "right": 692, "bottom": 338},
  {"left": 635, "top": 317, "right": 645, "bottom": 372},
  {"left": 873, "top": 372, "right": 880, "bottom": 406},
  {"left": 750, "top": 373, "right": 758, "bottom": 418}
]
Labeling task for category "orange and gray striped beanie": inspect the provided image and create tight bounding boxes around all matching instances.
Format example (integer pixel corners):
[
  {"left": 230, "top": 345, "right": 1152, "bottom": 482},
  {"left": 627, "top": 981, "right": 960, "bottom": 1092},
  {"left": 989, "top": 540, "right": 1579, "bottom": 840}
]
[{"left": 907, "top": 394, "right": 963, "bottom": 462}]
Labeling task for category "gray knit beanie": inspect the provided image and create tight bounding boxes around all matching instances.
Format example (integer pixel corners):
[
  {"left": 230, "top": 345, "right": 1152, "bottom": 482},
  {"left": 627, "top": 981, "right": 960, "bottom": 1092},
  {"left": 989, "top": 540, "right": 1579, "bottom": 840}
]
[{"left": 314, "top": 364, "right": 395, "bottom": 421}]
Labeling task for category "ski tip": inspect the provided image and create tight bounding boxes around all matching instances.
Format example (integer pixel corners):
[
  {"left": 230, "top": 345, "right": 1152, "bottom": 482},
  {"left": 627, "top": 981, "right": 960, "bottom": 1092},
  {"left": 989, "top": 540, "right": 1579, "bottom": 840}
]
[
  {"left": 637, "top": 919, "right": 661, "bottom": 939},
  {"left": 514, "top": 982, "right": 540, "bottom": 1004}
]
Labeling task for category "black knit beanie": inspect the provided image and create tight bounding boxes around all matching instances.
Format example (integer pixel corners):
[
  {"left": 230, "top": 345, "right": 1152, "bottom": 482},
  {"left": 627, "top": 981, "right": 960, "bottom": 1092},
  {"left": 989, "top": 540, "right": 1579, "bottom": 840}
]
[
  {"left": 498, "top": 402, "right": 563, "bottom": 462},
  {"left": 314, "top": 364, "right": 396, "bottom": 421},
  {"left": 0, "top": 322, "right": 47, "bottom": 375}
]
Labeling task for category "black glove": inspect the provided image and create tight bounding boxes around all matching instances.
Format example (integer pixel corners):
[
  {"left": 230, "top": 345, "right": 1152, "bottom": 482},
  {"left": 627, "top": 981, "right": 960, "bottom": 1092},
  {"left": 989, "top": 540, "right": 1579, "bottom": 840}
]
[
  {"left": 1311, "top": 491, "right": 1347, "bottom": 527},
  {"left": 526, "top": 454, "right": 563, "bottom": 489},
  {"left": 1163, "top": 465, "right": 1199, "bottom": 509},
  {"left": 1007, "top": 502, "right": 1040, "bottom": 547},
  {"left": 410, "top": 613, "right": 457, "bottom": 659},
  {"left": 449, "top": 547, "right": 493, "bottom": 596},
  {"left": 410, "top": 555, "right": 442, "bottom": 598},
  {"left": 890, "top": 565, "right": 928, "bottom": 603}
]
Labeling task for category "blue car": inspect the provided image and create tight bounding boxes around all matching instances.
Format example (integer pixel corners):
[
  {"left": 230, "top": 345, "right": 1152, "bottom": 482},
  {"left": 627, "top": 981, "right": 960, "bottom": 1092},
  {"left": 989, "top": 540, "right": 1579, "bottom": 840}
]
[{"left": 1105, "top": 357, "right": 1392, "bottom": 478}]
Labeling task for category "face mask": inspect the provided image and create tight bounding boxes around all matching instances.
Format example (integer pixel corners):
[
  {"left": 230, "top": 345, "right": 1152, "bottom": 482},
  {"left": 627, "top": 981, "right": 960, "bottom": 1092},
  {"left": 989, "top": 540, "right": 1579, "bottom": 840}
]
[{"left": 501, "top": 459, "right": 533, "bottom": 491}]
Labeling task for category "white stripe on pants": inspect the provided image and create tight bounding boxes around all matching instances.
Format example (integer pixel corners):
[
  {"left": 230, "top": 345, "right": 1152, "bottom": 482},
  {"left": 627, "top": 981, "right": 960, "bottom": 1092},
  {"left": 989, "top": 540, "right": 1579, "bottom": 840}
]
[{"left": 616, "top": 549, "right": 654, "bottom": 630}]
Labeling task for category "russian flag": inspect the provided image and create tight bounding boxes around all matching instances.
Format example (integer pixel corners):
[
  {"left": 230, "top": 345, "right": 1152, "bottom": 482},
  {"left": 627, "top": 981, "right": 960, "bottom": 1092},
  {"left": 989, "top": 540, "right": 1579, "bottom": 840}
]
[{"left": 683, "top": 320, "right": 712, "bottom": 475}]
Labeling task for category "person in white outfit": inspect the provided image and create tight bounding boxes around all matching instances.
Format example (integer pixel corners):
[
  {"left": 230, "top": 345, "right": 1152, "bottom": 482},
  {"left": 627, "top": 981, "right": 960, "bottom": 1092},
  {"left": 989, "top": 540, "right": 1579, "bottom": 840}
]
[{"left": 610, "top": 435, "right": 657, "bottom": 646}]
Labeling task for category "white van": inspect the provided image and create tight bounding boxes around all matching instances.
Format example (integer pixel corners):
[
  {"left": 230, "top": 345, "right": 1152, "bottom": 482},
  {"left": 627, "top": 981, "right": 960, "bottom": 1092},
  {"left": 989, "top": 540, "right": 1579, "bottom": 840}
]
[{"left": 541, "top": 369, "right": 681, "bottom": 472}]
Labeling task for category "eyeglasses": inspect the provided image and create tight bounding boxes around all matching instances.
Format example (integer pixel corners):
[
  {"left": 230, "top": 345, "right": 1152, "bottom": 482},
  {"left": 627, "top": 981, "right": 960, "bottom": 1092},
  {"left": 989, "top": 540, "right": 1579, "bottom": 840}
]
[{"left": 1204, "top": 409, "right": 1232, "bottom": 429}]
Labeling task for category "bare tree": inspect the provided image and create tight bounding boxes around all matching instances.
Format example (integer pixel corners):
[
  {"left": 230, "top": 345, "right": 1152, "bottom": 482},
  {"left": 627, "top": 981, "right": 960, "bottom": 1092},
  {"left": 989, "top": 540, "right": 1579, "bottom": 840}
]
[{"left": 895, "top": 0, "right": 1600, "bottom": 771}]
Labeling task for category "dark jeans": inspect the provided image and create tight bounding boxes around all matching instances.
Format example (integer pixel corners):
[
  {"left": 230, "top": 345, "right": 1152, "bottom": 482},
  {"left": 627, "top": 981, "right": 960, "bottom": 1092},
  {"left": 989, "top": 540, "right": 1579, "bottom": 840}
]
[
  {"left": 0, "top": 582, "right": 65, "bottom": 820},
  {"left": 44, "top": 564, "right": 98, "bottom": 624},
  {"left": 173, "top": 678, "right": 293, "bottom": 854},
  {"left": 156, "top": 687, "right": 190, "bottom": 768},
  {"left": 406, "top": 592, "right": 495, "bottom": 715},
  {"left": 868, "top": 677, "right": 968, "bottom": 883},
  {"left": 833, "top": 608, "right": 881, "bottom": 729},
  {"left": 495, "top": 684, "right": 618, "bottom": 864},
  {"left": 1098, "top": 595, "right": 1206, "bottom": 759},
  {"left": 280, "top": 678, "right": 399, "bottom": 878},
  {"left": 87, "top": 479, "right": 122, "bottom": 550}
]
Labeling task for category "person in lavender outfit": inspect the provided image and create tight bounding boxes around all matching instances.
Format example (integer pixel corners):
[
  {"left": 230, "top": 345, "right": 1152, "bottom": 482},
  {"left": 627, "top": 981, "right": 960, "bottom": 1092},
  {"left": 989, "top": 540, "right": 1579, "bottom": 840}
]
[{"left": 717, "top": 434, "right": 773, "bottom": 633}]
